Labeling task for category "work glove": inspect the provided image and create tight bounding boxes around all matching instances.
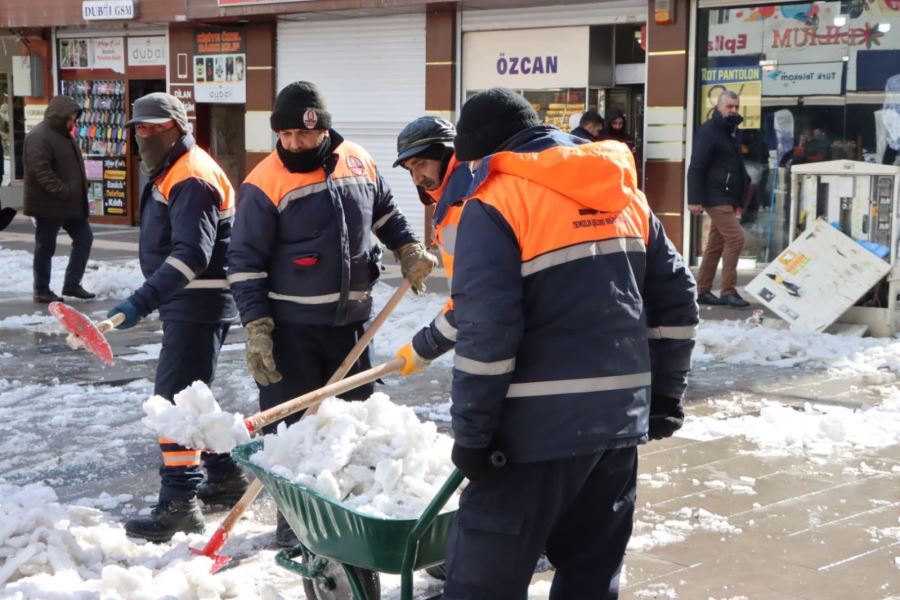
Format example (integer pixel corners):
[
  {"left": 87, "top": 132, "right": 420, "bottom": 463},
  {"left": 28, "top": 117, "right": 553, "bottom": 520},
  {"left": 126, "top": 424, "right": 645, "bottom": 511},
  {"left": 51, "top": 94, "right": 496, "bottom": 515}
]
[
  {"left": 395, "top": 242, "right": 438, "bottom": 294},
  {"left": 648, "top": 394, "right": 684, "bottom": 441},
  {"left": 245, "top": 317, "right": 283, "bottom": 386},
  {"left": 451, "top": 442, "right": 498, "bottom": 482},
  {"left": 395, "top": 342, "right": 430, "bottom": 376},
  {"left": 107, "top": 300, "right": 142, "bottom": 330}
]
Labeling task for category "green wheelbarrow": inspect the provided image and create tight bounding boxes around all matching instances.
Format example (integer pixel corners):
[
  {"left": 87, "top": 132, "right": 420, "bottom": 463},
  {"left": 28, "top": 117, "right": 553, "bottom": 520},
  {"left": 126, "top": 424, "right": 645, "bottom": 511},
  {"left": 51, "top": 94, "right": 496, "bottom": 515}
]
[{"left": 232, "top": 440, "right": 464, "bottom": 600}]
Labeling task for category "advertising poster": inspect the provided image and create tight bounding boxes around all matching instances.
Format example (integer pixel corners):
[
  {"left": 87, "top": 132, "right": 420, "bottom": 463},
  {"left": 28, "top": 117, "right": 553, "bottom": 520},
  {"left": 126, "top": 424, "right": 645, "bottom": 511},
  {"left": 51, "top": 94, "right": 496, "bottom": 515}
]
[
  {"left": 193, "top": 28, "right": 246, "bottom": 104},
  {"left": 699, "top": 63, "right": 762, "bottom": 129},
  {"left": 91, "top": 38, "right": 125, "bottom": 74},
  {"left": 59, "top": 39, "right": 92, "bottom": 69},
  {"left": 102, "top": 158, "right": 127, "bottom": 216},
  {"left": 745, "top": 219, "right": 890, "bottom": 332}
]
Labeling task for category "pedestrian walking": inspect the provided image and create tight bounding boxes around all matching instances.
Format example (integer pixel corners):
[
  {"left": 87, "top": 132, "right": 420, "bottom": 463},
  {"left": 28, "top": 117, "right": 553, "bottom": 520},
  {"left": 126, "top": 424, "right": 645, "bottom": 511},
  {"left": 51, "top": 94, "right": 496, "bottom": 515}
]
[
  {"left": 688, "top": 90, "right": 751, "bottom": 308},
  {"left": 441, "top": 88, "right": 698, "bottom": 599},
  {"left": 107, "top": 92, "right": 248, "bottom": 542},
  {"left": 227, "top": 81, "right": 437, "bottom": 547},
  {"left": 23, "top": 95, "right": 94, "bottom": 303}
]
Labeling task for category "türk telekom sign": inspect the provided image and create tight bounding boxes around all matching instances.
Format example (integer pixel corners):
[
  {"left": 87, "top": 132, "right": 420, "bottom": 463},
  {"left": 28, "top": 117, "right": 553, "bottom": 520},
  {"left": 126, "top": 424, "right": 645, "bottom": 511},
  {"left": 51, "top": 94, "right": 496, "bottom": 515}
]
[{"left": 82, "top": 0, "right": 135, "bottom": 20}]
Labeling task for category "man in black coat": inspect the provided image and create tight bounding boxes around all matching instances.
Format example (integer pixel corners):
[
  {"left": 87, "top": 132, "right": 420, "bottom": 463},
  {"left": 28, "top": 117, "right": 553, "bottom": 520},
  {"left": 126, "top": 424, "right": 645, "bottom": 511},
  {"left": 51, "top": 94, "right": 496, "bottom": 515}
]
[
  {"left": 570, "top": 110, "right": 604, "bottom": 142},
  {"left": 687, "top": 91, "right": 750, "bottom": 308},
  {"left": 23, "top": 95, "right": 95, "bottom": 303}
]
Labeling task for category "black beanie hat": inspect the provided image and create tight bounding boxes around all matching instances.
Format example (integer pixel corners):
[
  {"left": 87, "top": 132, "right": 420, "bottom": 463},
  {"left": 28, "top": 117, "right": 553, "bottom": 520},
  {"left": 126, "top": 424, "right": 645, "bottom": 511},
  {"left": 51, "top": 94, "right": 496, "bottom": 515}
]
[
  {"left": 270, "top": 81, "right": 332, "bottom": 132},
  {"left": 454, "top": 88, "right": 540, "bottom": 161}
]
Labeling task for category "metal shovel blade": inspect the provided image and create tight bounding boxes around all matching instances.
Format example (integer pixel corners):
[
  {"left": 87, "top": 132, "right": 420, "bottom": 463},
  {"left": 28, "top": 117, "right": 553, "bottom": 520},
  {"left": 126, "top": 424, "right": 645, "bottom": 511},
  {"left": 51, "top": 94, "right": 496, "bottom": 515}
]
[{"left": 48, "top": 301, "right": 114, "bottom": 365}]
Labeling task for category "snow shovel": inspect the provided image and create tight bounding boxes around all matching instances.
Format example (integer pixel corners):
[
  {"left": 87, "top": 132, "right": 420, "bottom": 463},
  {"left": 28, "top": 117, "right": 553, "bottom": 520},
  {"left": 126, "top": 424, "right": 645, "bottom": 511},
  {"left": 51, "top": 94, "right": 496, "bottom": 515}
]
[
  {"left": 48, "top": 301, "right": 125, "bottom": 365},
  {"left": 192, "top": 281, "right": 411, "bottom": 573}
]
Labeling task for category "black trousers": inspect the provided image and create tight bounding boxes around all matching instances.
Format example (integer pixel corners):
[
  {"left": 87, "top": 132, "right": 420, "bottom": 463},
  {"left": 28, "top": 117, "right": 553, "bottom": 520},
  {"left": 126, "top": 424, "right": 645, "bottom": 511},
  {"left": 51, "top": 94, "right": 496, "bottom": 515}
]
[
  {"left": 154, "top": 320, "right": 237, "bottom": 502},
  {"left": 442, "top": 446, "right": 638, "bottom": 600},
  {"left": 33, "top": 217, "right": 93, "bottom": 293},
  {"left": 258, "top": 321, "right": 373, "bottom": 435}
]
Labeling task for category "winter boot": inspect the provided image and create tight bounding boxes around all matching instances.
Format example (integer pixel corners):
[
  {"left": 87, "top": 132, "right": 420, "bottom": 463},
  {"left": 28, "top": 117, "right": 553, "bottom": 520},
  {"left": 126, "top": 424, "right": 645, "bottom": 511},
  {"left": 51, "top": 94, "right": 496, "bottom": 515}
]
[
  {"left": 275, "top": 510, "right": 299, "bottom": 548},
  {"left": 197, "top": 469, "right": 250, "bottom": 509},
  {"left": 125, "top": 499, "right": 205, "bottom": 543}
]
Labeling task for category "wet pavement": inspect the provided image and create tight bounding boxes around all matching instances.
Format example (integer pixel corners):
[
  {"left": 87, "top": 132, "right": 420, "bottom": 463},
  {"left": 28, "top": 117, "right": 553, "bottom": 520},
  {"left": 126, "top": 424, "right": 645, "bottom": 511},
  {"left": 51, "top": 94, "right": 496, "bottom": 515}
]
[{"left": 0, "top": 217, "right": 897, "bottom": 599}]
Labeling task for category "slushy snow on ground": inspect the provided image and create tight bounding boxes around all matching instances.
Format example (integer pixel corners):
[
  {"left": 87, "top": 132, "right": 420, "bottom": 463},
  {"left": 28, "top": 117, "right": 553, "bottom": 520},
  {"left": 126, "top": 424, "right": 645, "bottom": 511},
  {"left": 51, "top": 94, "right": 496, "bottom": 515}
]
[{"left": 251, "top": 393, "right": 459, "bottom": 519}]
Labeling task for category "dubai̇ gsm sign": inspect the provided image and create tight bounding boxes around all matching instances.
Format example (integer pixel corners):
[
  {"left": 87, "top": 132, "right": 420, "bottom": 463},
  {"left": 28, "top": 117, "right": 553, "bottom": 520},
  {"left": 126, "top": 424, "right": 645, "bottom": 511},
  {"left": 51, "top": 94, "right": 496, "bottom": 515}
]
[{"left": 82, "top": 0, "right": 135, "bottom": 20}]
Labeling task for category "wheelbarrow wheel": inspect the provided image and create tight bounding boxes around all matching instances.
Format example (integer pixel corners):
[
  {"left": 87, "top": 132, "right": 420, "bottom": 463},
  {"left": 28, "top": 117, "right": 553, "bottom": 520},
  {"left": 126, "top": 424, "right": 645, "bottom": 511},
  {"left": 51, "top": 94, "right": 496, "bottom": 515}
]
[{"left": 302, "top": 557, "right": 380, "bottom": 600}]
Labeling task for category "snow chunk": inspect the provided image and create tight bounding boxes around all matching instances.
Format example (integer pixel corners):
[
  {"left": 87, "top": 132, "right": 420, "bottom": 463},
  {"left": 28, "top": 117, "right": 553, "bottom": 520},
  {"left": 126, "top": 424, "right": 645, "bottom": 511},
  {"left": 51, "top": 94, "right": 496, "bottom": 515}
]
[
  {"left": 251, "top": 393, "right": 458, "bottom": 519},
  {"left": 141, "top": 381, "right": 251, "bottom": 453}
]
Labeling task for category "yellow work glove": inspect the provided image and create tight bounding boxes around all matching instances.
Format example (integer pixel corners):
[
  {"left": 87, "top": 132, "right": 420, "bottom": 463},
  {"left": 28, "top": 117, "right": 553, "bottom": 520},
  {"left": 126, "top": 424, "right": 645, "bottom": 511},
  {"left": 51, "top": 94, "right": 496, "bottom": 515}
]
[
  {"left": 396, "top": 342, "right": 430, "bottom": 376},
  {"left": 244, "top": 317, "right": 283, "bottom": 386},
  {"left": 395, "top": 242, "right": 438, "bottom": 294}
]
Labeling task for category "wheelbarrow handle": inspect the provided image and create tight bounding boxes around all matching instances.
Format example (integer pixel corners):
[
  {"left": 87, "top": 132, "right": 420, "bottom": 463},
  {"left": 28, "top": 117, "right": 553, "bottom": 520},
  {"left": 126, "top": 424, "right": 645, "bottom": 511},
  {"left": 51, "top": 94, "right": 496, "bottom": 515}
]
[{"left": 399, "top": 469, "right": 465, "bottom": 600}]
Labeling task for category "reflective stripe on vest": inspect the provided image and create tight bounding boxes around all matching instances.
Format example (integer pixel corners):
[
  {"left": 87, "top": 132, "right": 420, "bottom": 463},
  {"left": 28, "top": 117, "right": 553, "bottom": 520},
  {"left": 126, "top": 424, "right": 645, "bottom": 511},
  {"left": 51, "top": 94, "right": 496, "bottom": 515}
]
[
  {"left": 227, "top": 272, "right": 267, "bottom": 284},
  {"left": 185, "top": 279, "right": 229, "bottom": 289},
  {"left": 521, "top": 238, "right": 646, "bottom": 277},
  {"left": 506, "top": 372, "right": 651, "bottom": 398},
  {"left": 268, "top": 290, "right": 371, "bottom": 305},
  {"left": 454, "top": 354, "right": 516, "bottom": 376},
  {"left": 434, "top": 310, "right": 457, "bottom": 342},
  {"left": 647, "top": 325, "right": 697, "bottom": 340}
]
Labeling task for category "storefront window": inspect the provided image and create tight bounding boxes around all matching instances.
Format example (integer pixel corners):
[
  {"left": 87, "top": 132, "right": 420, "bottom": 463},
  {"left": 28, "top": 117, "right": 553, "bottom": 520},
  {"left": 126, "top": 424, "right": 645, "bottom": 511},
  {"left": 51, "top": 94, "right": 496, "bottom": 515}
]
[
  {"left": 694, "top": 0, "right": 900, "bottom": 264},
  {"left": 60, "top": 79, "right": 127, "bottom": 217}
]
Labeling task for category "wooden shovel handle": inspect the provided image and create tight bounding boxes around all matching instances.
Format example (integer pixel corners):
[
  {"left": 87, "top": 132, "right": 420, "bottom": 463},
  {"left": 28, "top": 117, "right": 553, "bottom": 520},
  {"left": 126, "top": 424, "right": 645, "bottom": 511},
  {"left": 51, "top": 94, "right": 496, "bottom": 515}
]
[
  {"left": 97, "top": 312, "right": 126, "bottom": 333},
  {"left": 244, "top": 358, "right": 404, "bottom": 434}
]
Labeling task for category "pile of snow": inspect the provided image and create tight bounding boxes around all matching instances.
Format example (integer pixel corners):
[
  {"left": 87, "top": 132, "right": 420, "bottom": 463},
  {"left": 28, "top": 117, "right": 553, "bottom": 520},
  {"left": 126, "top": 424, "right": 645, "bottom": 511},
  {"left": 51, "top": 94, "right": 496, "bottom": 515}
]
[
  {"left": 0, "top": 482, "right": 247, "bottom": 598},
  {"left": 695, "top": 319, "right": 900, "bottom": 374},
  {"left": 678, "top": 387, "right": 900, "bottom": 458},
  {"left": 142, "top": 381, "right": 251, "bottom": 453},
  {"left": 80, "top": 260, "right": 145, "bottom": 301},
  {"left": 251, "top": 393, "right": 458, "bottom": 519}
]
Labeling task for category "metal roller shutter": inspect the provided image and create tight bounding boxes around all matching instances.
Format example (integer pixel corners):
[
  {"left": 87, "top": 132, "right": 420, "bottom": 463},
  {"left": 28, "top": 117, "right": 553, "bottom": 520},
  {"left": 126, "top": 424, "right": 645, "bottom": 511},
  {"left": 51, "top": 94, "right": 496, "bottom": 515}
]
[
  {"left": 277, "top": 13, "right": 427, "bottom": 240},
  {"left": 461, "top": 1, "right": 647, "bottom": 31}
]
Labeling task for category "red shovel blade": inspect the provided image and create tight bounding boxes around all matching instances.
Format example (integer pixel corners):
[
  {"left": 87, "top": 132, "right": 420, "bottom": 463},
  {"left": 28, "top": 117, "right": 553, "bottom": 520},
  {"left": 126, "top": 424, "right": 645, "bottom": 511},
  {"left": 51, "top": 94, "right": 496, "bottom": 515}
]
[
  {"left": 48, "top": 301, "right": 114, "bottom": 365},
  {"left": 190, "top": 527, "right": 232, "bottom": 574}
]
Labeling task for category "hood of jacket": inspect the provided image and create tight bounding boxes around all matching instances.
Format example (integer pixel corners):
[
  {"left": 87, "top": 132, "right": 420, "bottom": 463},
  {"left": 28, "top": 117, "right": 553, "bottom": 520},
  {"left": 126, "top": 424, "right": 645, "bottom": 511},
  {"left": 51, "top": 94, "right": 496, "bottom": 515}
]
[
  {"left": 44, "top": 96, "right": 81, "bottom": 135},
  {"left": 470, "top": 125, "right": 639, "bottom": 213}
]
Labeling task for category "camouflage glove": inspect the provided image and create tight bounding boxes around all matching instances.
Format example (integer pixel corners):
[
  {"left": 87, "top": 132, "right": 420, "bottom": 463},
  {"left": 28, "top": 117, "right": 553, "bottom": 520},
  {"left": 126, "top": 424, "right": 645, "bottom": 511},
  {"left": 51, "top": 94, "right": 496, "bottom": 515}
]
[
  {"left": 395, "top": 242, "right": 438, "bottom": 294},
  {"left": 244, "top": 317, "right": 282, "bottom": 386}
]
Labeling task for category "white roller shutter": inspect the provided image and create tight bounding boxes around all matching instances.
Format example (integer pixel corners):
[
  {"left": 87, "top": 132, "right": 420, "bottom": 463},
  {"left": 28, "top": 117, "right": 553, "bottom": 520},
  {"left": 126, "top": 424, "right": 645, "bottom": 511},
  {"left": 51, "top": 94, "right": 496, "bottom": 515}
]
[
  {"left": 461, "top": 1, "right": 647, "bottom": 31},
  {"left": 277, "top": 13, "right": 427, "bottom": 239}
]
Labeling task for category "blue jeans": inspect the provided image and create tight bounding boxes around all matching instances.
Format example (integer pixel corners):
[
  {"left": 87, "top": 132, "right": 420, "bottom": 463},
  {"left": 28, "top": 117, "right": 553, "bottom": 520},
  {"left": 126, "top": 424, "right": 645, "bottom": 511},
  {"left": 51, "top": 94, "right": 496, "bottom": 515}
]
[{"left": 33, "top": 217, "right": 93, "bottom": 293}]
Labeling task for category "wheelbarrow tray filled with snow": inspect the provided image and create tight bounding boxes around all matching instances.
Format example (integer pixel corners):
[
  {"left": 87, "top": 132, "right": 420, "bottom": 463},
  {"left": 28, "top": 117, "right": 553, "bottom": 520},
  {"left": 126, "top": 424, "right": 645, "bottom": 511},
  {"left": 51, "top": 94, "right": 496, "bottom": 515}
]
[{"left": 232, "top": 439, "right": 463, "bottom": 600}]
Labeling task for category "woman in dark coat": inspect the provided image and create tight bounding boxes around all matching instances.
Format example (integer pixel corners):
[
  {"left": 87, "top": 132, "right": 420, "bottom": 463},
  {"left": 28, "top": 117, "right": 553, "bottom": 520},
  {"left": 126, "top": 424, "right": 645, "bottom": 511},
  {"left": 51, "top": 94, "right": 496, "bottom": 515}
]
[
  {"left": 601, "top": 108, "right": 636, "bottom": 153},
  {"left": 23, "top": 95, "right": 95, "bottom": 303}
]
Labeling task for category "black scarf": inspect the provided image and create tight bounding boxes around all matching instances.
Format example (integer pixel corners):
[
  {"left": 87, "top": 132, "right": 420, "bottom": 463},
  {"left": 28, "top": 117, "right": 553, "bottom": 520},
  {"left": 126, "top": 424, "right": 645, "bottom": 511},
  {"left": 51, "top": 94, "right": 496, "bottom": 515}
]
[{"left": 276, "top": 136, "right": 333, "bottom": 173}]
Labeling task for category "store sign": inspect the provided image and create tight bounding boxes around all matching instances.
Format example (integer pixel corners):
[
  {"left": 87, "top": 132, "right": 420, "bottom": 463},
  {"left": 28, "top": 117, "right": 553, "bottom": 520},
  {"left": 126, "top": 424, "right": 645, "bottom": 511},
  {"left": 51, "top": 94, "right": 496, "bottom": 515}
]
[
  {"left": 82, "top": 0, "right": 135, "bottom": 20},
  {"left": 103, "top": 157, "right": 127, "bottom": 216},
  {"left": 218, "top": 0, "right": 312, "bottom": 4},
  {"left": 169, "top": 85, "right": 196, "bottom": 133},
  {"left": 24, "top": 104, "right": 47, "bottom": 134},
  {"left": 706, "top": 1, "right": 900, "bottom": 92},
  {"left": 699, "top": 64, "right": 761, "bottom": 129},
  {"left": 193, "top": 27, "right": 246, "bottom": 104},
  {"left": 128, "top": 37, "right": 166, "bottom": 67},
  {"left": 463, "top": 27, "right": 589, "bottom": 90},
  {"left": 92, "top": 37, "right": 125, "bottom": 73},
  {"left": 762, "top": 62, "right": 844, "bottom": 96}
]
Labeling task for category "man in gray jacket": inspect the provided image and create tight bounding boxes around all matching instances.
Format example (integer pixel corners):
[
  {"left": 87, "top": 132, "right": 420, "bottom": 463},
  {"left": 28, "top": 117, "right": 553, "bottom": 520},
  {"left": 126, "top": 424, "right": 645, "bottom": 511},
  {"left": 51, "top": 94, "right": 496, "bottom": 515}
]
[{"left": 24, "top": 95, "right": 95, "bottom": 303}]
